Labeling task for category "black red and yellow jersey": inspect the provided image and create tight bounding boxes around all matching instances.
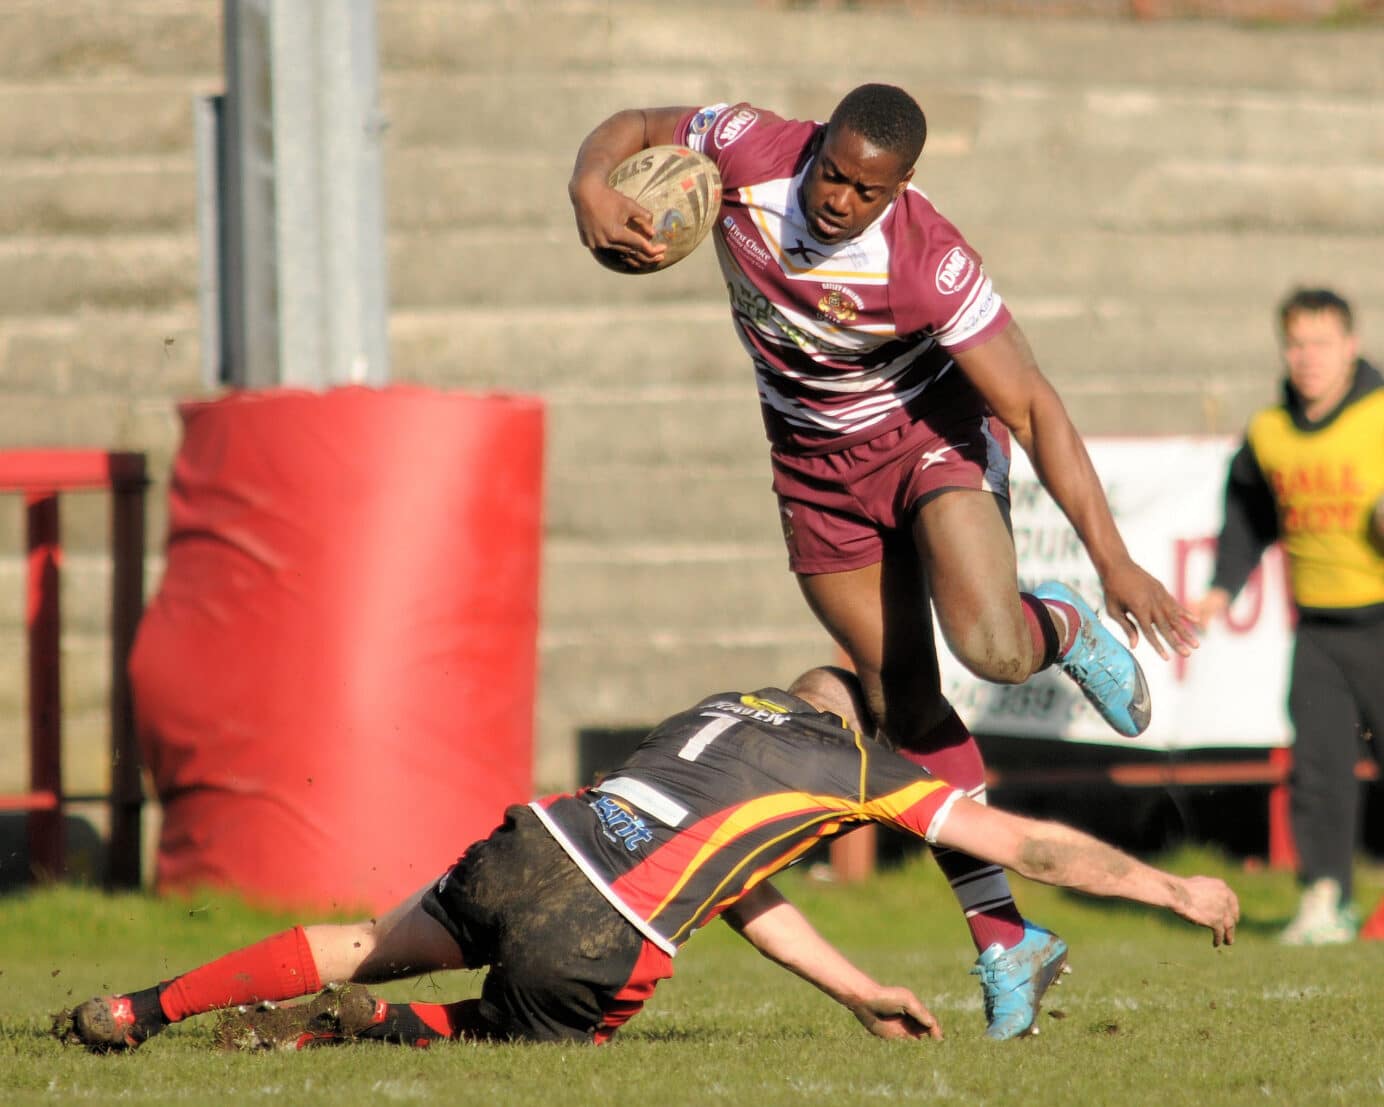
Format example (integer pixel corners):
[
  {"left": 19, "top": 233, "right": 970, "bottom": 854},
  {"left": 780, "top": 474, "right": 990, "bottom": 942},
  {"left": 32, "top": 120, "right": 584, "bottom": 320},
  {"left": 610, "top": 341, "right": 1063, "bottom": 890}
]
[{"left": 530, "top": 687, "right": 960, "bottom": 956}]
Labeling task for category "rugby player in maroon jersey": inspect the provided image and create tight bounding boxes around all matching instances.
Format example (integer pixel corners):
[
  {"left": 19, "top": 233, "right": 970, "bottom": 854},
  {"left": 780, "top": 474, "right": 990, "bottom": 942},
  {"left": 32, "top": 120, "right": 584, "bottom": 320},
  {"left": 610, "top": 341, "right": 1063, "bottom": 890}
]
[{"left": 568, "top": 85, "right": 1201, "bottom": 1037}]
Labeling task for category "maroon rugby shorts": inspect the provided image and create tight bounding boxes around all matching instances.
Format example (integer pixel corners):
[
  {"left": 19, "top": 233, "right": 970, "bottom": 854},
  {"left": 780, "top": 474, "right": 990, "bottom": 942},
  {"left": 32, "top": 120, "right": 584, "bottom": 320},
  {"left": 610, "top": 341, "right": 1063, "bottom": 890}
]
[{"left": 771, "top": 406, "right": 1012, "bottom": 575}]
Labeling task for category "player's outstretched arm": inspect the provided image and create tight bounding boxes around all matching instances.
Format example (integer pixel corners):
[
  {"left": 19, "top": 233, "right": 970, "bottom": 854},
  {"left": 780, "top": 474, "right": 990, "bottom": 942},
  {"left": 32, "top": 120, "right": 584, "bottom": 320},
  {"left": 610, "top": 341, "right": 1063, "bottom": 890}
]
[
  {"left": 936, "top": 799, "right": 1239, "bottom": 947},
  {"left": 569, "top": 106, "right": 696, "bottom": 266},
  {"left": 723, "top": 882, "right": 942, "bottom": 1041},
  {"left": 953, "top": 320, "right": 1199, "bottom": 661}
]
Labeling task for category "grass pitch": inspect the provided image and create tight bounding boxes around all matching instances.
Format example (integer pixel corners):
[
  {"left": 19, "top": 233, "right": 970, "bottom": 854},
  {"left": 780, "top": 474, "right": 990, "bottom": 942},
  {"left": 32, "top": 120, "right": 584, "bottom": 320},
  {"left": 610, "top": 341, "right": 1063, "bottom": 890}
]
[{"left": 3, "top": 847, "right": 1382, "bottom": 1106}]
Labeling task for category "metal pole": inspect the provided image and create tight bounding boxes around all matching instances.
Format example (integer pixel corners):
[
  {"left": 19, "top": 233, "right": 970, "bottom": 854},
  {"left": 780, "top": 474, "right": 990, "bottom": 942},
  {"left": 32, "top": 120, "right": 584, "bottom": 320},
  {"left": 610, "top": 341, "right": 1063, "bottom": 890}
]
[{"left": 213, "top": 0, "right": 390, "bottom": 389}]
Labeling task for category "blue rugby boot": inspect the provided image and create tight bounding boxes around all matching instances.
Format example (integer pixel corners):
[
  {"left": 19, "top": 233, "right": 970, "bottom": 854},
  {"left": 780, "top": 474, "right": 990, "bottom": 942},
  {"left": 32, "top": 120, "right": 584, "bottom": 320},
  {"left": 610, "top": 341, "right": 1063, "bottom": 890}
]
[
  {"left": 970, "top": 920, "right": 1069, "bottom": 1040},
  {"left": 1033, "top": 580, "right": 1151, "bottom": 738}
]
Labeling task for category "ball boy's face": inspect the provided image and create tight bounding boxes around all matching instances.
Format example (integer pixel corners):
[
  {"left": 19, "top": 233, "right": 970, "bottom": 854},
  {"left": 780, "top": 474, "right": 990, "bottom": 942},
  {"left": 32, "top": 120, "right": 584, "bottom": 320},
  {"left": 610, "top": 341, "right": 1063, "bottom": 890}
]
[{"left": 1281, "top": 308, "right": 1358, "bottom": 412}]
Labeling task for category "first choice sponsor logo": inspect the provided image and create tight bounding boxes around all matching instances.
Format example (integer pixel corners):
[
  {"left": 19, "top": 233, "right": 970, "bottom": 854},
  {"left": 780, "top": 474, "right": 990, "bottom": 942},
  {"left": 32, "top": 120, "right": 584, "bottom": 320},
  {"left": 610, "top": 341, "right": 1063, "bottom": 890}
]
[
  {"left": 721, "top": 215, "right": 774, "bottom": 269},
  {"left": 935, "top": 246, "right": 975, "bottom": 295},
  {"left": 713, "top": 107, "right": 759, "bottom": 149}
]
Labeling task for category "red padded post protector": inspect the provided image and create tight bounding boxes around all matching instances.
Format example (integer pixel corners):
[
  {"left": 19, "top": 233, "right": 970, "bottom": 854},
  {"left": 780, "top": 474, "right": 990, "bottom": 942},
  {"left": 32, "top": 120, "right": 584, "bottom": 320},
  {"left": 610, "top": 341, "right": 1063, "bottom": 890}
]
[{"left": 129, "top": 387, "right": 544, "bottom": 913}]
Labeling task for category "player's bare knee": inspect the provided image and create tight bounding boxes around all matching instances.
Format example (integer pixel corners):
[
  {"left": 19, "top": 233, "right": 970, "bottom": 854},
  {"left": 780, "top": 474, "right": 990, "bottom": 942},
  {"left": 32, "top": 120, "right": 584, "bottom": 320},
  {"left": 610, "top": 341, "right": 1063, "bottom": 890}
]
[{"left": 947, "top": 622, "right": 1033, "bottom": 684}]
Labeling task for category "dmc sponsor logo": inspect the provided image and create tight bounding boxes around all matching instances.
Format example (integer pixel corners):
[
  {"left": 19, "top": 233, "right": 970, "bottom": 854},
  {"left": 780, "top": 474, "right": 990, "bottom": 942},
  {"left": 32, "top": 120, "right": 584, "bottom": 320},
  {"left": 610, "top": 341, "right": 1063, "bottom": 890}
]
[
  {"left": 719, "top": 216, "right": 774, "bottom": 269},
  {"left": 935, "top": 246, "right": 975, "bottom": 295},
  {"left": 713, "top": 107, "right": 758, "bottom": 149}
]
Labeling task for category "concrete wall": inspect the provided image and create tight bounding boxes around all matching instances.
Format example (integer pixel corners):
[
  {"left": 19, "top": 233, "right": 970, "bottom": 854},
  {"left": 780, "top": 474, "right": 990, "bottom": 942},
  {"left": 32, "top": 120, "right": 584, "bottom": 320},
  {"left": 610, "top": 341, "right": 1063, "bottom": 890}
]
[{"left": 2, "top": 0, "right": 1382, "bottom": 802}]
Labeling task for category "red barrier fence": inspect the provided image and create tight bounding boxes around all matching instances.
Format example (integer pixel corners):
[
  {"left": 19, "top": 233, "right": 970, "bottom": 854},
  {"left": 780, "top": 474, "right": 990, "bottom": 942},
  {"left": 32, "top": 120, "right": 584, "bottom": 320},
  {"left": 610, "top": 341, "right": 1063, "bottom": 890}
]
[{"left": 0, "top": 450, "right": 147, "bottom": 887}]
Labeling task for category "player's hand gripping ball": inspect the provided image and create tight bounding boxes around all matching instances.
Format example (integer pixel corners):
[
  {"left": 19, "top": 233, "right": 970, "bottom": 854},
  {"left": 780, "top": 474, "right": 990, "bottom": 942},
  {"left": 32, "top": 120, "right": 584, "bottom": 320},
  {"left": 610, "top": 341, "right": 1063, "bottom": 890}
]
[{"left": 594, "top": 145, "right": 722, "bottom": 274}]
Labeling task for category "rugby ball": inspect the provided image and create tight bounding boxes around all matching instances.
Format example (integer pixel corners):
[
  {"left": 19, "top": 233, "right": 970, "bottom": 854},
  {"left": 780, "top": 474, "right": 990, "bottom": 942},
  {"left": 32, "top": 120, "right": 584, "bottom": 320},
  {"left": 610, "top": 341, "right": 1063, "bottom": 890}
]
[{"left": 594, "top": 145, "right": 722, "bottom": 274}]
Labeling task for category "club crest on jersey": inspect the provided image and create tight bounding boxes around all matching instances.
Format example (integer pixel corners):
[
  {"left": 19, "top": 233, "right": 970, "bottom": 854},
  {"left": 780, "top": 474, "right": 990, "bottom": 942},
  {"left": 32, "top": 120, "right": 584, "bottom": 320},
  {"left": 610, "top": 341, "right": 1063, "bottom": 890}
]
[
  {"left": 817, "top": 283, "right": 864, "bottom": 325},
  {"left": 935, "top": 246, "right": 976, "bottom": 295},
  {"left": 713, "top": 107, "right": 758, "bottom": 150}
]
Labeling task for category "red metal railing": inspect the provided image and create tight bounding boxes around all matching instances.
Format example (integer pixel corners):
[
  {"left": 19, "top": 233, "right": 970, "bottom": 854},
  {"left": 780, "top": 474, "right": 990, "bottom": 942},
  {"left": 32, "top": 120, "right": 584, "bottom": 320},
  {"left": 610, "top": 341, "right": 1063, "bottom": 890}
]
[{"left": 0, "top": 449, "right": 147, "bottom": 888}]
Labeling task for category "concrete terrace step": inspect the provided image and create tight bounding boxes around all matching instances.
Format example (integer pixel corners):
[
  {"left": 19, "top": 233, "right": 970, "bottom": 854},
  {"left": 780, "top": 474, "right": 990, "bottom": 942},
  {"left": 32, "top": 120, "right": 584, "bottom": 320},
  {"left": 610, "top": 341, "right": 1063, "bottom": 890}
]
[
  {"left": 0, "top": 158, "right": 197, "bottom": 237},
  {"left": 0, "top": 80, "right": 214, "bottom": 159},
  {"left": 390, "top": 304, "right": 747, "bottom": 391},
  {"left": 372, "top": 69, "right": 1384, "bottom": 162},
  {"left": 16, "top": 0, "right": 1374, "bottom": 103},
  {"left": 0, "top": 308, "right": 202, "bottom": 392},
  {"left": 0, "top": 2, "right": 221, "bottom": 81},
  {"left": 535, "top": 632, "right": 835, "bottom": 787},
  {"left": 375, "top": 3, "right": 1384, "bottom": 97},
  {"left": 545, "top": 463, "right": 781, "bottom": 545},
  {"left": 541, "top": 540, "right": 813, "bottom": 634},
  {"left": 0, "top": 234, "right": 197, "bottom": 315}
]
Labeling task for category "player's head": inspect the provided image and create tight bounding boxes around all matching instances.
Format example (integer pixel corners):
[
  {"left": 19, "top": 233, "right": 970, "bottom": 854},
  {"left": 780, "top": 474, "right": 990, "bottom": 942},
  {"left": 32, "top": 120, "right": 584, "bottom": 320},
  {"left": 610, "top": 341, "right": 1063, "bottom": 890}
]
[
  {"left": 788, "top": 666, "right": 875, "bottom": 736},
  {"left": 800, "top": 84, "right": 926, "bottom": 246},
  {"left": 1276, "top": 287, "right": 1358, "bottom": 413}
]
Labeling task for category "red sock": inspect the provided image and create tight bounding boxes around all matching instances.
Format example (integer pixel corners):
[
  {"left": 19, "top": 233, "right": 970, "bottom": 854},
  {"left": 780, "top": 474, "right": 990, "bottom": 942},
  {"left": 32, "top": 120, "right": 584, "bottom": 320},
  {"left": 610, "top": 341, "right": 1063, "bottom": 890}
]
[
  {"left": 356, "top": 999, "right": 496, "bottom": 1045},
  {"left": 902, "top": 710, "right": 1025, "bottom": 952},
  {"left": 159, "top": 925, "right": 321, "bottom": 1022},
  {"left": 1021, "top": 592, "right": 1078, "bottom": 670}
]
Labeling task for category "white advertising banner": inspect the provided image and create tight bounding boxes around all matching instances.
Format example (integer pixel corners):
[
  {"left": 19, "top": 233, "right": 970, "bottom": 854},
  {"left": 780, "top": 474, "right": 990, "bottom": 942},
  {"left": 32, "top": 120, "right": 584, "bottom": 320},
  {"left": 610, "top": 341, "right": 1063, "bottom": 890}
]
[{"left": 939, "top": 437, "right": 1294, "bottom": 750}]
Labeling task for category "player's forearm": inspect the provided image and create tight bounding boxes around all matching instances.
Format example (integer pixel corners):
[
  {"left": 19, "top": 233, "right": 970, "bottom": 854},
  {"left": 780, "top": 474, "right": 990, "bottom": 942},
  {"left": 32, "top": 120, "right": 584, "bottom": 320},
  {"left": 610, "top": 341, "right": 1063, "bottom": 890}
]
[
  {"left": 725, "top": 885, "right": 880, "bottom": 1008},
  {"left": 569, "top": 110, "right": 650, "bottom": 195},
  {"left": 1025, "top": 400, "right": 1131, "bottom": 578},
  {"left": 1011, "top": 820, "right": 1185, "bottom": 910}
]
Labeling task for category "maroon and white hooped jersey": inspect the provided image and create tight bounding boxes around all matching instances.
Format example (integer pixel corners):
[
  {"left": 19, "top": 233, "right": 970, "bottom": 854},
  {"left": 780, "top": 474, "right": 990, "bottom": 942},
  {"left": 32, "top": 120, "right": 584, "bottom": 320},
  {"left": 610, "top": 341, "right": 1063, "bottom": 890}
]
[{"left": 675, "top": 102, "right": 1011, "bottom": 455}]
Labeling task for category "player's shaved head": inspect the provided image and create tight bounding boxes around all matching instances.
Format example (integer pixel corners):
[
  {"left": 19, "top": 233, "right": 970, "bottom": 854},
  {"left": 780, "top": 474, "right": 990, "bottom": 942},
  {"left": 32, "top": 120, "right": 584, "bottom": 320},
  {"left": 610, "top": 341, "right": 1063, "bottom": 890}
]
[
  {"left": 828, "top": 84, "right": 927, "bottom": 170},
  {"left": 788, "top": 666, "right": 874, "bottom": 735}
]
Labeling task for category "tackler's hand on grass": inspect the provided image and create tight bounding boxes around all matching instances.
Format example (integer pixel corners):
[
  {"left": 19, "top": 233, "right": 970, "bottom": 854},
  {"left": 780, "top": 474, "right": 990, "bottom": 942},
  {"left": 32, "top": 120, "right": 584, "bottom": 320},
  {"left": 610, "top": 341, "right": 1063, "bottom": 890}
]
[
  {"left": 847, "top": 985, "right": 943, "bottom": 1042},
  {"left": 1174, "top": 876, "right": 1240, "bottom": 948}
]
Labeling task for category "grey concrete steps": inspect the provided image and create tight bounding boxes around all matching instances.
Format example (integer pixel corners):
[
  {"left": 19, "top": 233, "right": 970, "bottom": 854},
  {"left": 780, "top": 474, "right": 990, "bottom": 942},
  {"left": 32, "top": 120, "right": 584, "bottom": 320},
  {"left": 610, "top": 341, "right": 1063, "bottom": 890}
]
[
  {"left": 542, "top": 540, "right": 812, "bottom": 633},
  {"left": 0, "top": 2, "right": 221, "bottom": 80},
  {"left": 0, "top": 308, "right": 201, "bottom": 390},
  {"left": 535, "top": 633, "right": 835, "bottom": 786},
  {"left": 0, "top": 234, "right": 197, "bottom": 315},
  {"left": 0, "top": 158, "right": 197, "bottom": 236},
  {"left": 546, "top": 464, "right": 779, "bottom": 545},
  {"left": 0, "top": 80, "right": 212, "bottom": 158}
]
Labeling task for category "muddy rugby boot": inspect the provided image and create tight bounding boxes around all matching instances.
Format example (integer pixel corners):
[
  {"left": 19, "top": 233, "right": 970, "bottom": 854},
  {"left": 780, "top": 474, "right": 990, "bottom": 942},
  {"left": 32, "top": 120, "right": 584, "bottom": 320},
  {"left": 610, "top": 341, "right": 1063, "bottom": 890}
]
[
  {"left": 214, "top": 982, "right": 382, "bottom": 1051},
  {"left": 971, "top": 920, "right": 1069, "bottom": 1040},
  {"left": 53, "top": 992, "right": 168, "bottom": 1053}
]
